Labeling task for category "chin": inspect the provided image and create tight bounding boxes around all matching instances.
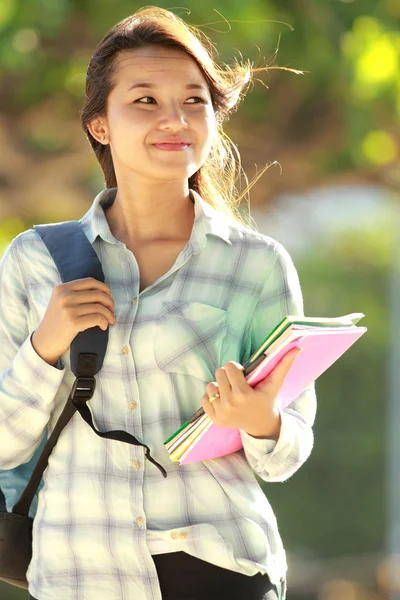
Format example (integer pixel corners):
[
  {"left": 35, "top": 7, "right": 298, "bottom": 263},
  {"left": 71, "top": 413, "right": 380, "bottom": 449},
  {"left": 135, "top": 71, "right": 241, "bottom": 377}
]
[{"left": 149, "top": 165, "right": 197, "bottom": 180}]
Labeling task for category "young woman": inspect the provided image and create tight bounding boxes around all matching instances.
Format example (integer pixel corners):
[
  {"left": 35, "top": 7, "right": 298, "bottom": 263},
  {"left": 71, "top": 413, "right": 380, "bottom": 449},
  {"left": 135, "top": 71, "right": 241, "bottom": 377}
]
[{"left": 0, "top": 7, "right": 316, "bottom": 600}]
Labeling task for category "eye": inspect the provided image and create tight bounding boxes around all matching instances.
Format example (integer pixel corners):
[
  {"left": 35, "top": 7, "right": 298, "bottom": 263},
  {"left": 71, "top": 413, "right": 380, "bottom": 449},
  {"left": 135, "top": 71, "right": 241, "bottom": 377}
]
[
  {"left": 185, "top": 97, "right": 207, "bottom": 104},
  {"left": 134, "top": 96, "right": 208, "bottom": 105},
  {"left": 135, "top": 97, "right": 156, "bottom": 104}
]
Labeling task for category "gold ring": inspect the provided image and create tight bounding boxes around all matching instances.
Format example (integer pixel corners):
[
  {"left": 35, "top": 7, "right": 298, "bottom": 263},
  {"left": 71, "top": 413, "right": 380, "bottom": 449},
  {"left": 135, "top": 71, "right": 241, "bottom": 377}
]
[{"left": 209, "top": 392, "right": 220, "bottom": 404}]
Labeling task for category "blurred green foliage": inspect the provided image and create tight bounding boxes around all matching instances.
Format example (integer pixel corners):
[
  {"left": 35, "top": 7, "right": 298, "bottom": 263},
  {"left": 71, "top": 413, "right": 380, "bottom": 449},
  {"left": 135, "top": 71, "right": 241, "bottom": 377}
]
[{"left": 0, "top": 0, "right": 398, "bottom": 168}]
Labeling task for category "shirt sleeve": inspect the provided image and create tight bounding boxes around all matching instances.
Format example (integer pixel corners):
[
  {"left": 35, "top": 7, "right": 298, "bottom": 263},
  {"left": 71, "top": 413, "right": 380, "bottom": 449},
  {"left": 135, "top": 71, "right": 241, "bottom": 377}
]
[
  {"left": 0, "top": 236, "right": 66, "bottom": 470},
  {"left": 239, "top": 241, "right": 317, "bottom": 482}
]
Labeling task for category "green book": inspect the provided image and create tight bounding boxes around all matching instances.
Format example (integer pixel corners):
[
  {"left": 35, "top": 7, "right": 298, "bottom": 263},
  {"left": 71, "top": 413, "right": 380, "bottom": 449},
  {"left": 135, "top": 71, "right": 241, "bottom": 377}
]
[{"left": 248, "top": 312, "right": 365, "bottom": 363}]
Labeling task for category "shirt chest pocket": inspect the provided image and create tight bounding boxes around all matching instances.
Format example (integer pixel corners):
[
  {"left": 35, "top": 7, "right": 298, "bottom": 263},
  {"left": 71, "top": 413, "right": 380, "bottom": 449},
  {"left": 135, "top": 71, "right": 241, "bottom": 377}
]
[{"left": 154, "top": 302, "right": 228, "bottom": 383}]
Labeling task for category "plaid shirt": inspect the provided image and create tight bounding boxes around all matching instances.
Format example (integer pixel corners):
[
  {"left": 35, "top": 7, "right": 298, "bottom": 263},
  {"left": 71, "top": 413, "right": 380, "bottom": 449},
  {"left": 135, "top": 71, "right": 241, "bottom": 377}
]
[{"left": 0, "top": 188, "right": 316, "bottom": 600}]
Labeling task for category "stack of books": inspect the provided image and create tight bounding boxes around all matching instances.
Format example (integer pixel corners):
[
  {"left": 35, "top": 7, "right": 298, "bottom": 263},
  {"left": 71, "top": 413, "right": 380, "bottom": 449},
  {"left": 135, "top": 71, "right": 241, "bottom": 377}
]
[{"left": 164, "top": 313, "right": 367, "bottom": 464}]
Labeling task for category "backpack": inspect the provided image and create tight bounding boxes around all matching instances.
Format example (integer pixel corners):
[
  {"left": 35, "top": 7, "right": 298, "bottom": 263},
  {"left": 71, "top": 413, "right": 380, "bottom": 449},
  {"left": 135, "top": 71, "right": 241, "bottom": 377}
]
[{"left": 0, "top": 220, "right": 166, "bottom": 590}]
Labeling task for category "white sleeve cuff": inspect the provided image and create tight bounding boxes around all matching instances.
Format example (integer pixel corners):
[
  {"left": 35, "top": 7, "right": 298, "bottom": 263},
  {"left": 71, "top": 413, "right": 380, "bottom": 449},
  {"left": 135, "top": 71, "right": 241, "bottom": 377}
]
[
  {"left": 11, "top": 333, "right": 66, "bottom": 403},
  {"left": 240, "top": 409, "right": 301, "bottom": 477},
  {"left": 240, "top": 429, "right": 277, "bottom": 459}
]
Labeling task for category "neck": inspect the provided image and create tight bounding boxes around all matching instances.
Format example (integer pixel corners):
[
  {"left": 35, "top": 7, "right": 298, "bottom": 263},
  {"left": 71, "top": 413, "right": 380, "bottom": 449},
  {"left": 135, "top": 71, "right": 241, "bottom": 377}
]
[{"left": 104, "top": 179, "right": 195, "bottom": 246}]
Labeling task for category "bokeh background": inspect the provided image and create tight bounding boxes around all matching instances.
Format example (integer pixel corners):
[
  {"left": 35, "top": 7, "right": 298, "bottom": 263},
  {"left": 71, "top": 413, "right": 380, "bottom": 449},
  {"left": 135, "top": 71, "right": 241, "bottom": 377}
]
[{"left": 0, "top": 0, "right": 399, "bottom": 599}]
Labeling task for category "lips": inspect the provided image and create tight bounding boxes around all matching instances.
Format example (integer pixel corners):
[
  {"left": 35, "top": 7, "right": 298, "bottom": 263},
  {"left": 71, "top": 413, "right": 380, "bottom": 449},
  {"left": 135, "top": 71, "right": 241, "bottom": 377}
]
[
  {"left": 152, "top": 142, "right": 191, "bottom": 151},
  {"left": 153, "top": 138, "right": 191, "bottom": 144}
]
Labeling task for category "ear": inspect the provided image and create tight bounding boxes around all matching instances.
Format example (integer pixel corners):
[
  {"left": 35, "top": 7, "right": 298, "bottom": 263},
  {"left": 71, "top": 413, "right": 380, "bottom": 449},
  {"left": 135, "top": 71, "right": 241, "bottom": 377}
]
[{"left": 87, "top": 117, "right": 108, "bottom": 144}]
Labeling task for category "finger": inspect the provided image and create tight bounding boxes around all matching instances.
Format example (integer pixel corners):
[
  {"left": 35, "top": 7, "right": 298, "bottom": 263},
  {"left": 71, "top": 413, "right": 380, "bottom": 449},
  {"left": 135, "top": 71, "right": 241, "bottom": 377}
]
[
  {"left": 214, "top": 367, "right": 232, "bottom": 408},
  {"left": 222, "top": 361, "right": 247, "bottom": 392},
  {"left": 206, "top": 381, "right": 219, "bottom": 397},
  {"left": 264, "top": 347, "right": 302, "bottom": 390},
  {"left": 201, "top": 392, "right": 217, "bottom": 420},
  {"left": 70, "top": 277, "right": 112, "bottom": 297},
  {"left": 206, "top": 382, "right": 220, "bottom": 405},
  {"left": 209, "top": 393, "right": 220, "bottom": 406}
]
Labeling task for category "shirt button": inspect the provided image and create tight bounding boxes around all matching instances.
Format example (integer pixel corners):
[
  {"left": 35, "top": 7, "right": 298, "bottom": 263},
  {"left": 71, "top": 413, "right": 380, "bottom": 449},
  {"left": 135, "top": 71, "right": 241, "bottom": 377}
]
[
  {"left": 122, "top": 345, "right": 130, "bottom": 355},
  {"left": 170, "top": 531, "right": 179, "bottom": 540},
  {"left": 179, "top": 532, "right": 187, "bottom": 540},
  {"left": 129, "top": 401, "right": 137, "bottom": 411},
  {"left": 132, "top": 297, "right": 137, "bottom": 304},
  {"left": 136, "top": 516, "right": 144, "bottom": 527},
  {"left": 131, "top": 460, "right": 140, "bottom": 471}
]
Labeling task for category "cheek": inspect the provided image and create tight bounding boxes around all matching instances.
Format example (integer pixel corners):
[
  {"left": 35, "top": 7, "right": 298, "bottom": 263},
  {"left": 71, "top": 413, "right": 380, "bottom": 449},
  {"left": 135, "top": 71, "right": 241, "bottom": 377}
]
[
  {"left": 203, "top": 107, "right": 216, "bottom": 133},
  {"left": 109, "top": 106, "right": 149, "bottom": 138},
  {"left": 201, "top": 117, "right": 216, "bottom": 156},
  {"left": 195, "top": 110, "right": 215, "bottom": 147}
]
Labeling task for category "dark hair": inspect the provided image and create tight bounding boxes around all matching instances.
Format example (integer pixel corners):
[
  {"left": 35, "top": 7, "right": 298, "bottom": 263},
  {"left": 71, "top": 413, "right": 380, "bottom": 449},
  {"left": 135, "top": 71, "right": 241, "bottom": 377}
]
[{"left": 80, "top": 6, "right": 292, "bottom": 226}]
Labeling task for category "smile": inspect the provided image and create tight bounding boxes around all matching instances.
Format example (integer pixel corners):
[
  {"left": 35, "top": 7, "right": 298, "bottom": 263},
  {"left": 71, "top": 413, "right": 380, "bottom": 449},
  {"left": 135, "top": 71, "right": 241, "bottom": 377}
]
[{"left": 152, "top": 143, "right": 191, "bottom": 151}]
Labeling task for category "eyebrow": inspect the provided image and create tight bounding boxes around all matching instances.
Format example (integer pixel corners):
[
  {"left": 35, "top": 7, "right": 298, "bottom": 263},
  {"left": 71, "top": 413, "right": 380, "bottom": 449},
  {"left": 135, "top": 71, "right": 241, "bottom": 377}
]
[{"left": 127, "top": 82, "right": 208, "bottom": 92}]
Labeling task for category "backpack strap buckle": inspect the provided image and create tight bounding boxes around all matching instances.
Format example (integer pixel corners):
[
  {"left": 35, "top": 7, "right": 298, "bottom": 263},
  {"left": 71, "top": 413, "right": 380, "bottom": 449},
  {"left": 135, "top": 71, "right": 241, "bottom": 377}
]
[{"left": 71, "top": 376, "right": 96, "bottom": 403}]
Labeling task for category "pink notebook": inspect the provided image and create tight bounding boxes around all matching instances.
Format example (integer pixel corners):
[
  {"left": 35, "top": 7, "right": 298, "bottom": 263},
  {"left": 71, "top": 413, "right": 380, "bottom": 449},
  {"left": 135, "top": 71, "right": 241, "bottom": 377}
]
[{"left": 178, "top": 327, "right": 366, "bottom": 464}]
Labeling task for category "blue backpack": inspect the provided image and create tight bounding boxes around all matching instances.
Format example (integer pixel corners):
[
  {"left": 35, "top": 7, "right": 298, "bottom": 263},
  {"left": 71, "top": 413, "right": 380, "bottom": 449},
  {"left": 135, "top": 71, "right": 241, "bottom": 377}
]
[{"left": 0, "top": 220, "right": 166, "bottom": 589}]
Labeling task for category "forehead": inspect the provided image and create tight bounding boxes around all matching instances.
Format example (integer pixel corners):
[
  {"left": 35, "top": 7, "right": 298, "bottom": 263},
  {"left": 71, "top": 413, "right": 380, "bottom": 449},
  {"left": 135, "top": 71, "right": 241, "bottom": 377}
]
[{"left": 112, "top": 46, "right": 208, "bottom": 87}]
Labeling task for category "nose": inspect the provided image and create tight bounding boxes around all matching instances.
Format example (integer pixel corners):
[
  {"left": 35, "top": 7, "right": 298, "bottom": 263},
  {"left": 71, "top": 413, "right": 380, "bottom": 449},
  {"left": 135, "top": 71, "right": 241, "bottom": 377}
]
[{"left": 158, "top": 103, "right": 188, "bottom": 131}]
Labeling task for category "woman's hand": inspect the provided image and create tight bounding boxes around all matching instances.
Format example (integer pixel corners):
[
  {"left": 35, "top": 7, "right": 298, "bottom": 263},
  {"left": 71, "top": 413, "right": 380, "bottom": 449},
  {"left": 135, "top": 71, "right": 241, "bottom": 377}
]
[
  {"left": 31, "top": 277, "right": 116, "bottom": 366},
  {"left": 200, "top": 347, "right": 302, "bottom": 440}
]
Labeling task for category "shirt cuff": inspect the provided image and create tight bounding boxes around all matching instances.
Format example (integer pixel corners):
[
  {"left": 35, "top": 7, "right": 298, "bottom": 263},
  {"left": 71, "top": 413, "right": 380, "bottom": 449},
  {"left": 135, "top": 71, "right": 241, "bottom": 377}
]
[
  {"left": 240, "top": 429, "right": 277, "bottom": 458},
  {"left": 10, "top": 333, "right": 66, "bottom": 402},
  {"left": 240, "top": 407, "right": 299, "bottom": 459},
  {"left": 242, "top": 409, "right": 302, "bottom": 462},
  {"left": 29, "top": 332, "right": 65, "bottom": 370}
]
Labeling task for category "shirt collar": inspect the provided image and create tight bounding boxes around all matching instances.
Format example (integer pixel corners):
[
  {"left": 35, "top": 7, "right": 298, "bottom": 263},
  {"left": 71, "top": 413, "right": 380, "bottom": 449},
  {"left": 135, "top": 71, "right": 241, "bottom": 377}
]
[{"left": 79, "top": 187, "right": 232, "bottom": 252}]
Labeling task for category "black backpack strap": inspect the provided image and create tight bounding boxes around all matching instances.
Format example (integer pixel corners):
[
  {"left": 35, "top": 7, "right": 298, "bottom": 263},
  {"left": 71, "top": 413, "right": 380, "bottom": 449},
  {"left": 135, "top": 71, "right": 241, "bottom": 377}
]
[
  {"left": 34, "top": 222, "right": 109, "bottom": 375},
  {"left": 12, "top": 353, "right": 96, "bottom": 516},
  {"left": 35, "top": 222, "right": 166, "bottom": 472},
  {"left": 12, "top": 222, "right": 167, "bottom": 516},
  {"left": 71, "top": 394, "right": 167, "bottom": 477}
]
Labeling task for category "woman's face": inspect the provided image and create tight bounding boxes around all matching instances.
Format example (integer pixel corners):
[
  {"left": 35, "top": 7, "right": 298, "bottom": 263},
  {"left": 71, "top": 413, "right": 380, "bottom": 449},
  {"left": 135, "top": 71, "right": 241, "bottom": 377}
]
[{"left": 98, "top": 45, "right": 216, "bottom": 184}]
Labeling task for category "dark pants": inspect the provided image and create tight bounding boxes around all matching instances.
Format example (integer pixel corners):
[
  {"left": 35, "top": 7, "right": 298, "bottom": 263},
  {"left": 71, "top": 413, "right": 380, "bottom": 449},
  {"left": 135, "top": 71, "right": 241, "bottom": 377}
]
[{"left": 29, "top": 550, "right": 283, "bottom": 599}]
